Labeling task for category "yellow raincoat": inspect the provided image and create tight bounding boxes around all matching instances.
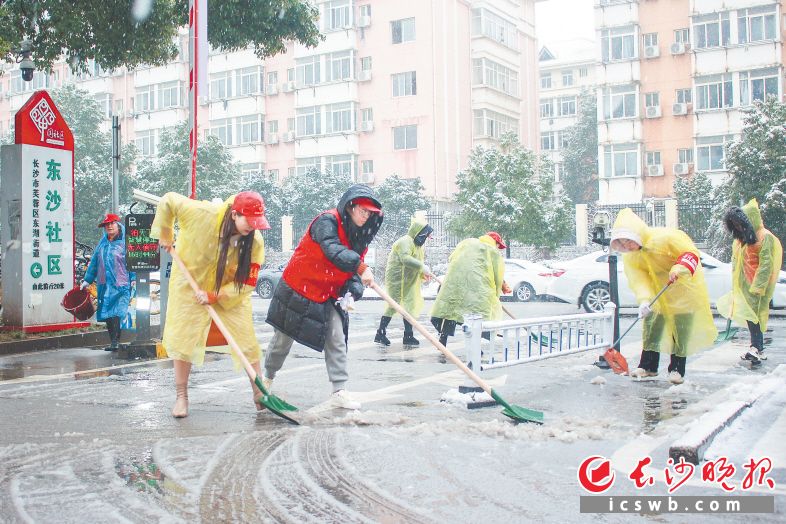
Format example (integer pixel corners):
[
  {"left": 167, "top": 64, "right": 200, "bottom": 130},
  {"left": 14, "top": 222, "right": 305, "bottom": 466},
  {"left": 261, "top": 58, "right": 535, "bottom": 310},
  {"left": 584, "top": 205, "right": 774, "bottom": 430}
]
[
  {"left": 383, "top": 217, "right": 429, "bottom": 318},
  {"left": 151, "top": 193, "right": 264, "bottom": 366},
  {"left": 614, "top": 208, "right": 716, "bottom": 356},
  {"left": 429, "top": 235, "right": 504, "bottom": 322},
  {"left": 717, "top": 199, "right": 783, "bottom": 331}
]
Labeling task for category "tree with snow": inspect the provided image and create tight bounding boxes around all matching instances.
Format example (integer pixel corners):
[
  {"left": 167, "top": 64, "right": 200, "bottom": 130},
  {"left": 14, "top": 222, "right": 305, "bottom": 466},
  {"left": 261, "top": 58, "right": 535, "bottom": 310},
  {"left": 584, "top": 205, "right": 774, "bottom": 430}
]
[
  {"left": 560, "top": 91, "right": 599, "bottom": 204},
  {"left": 450, "top": 132, "right": 573, "bottom": 252},
  {"left": 374, "top": 175, "right": 431, "bottom": 244},
  {"left": 673, "top": 171, "right": 715, "bottom": 245},
  {"left": 282, "top": 167, "right": 353, "bottom": 236}
]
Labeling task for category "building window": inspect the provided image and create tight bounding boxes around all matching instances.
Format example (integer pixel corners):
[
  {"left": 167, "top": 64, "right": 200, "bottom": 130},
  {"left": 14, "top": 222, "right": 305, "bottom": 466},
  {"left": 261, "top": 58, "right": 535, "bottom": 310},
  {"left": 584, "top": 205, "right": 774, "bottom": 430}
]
[
  {"left": 674, "top": 28, "right": 690, "bottom": 44},
  {"left": 288, "top": 167, "right": 296, "bottom": 178},
  {"left": 238, "top": 115, "right": 261, "bottom": 144},
  {"left": 209, "top": 71, "right": 232, "bottom": 100},
  {"left": 393, "top": 125, "right": 418, "bottom": 150},
  {"left": 559, "top": 96, "right": 576, "bottom": 116},
  {"left": 326, "top": 102, "right": 354, "bottom": 133},
  {"left": 287, "top": 117, "right": 295, "bottom": 132},
  {"left": 559, "top": 132, "right": 569, "bottom": 150},
  {"left": 540, "top": 99, "right": 554, "bottom": 118},
  {"left": 473, "top": 109, "right": 519, "bottom": 139},
  {"left": 693, "top": 12, "right": 731, "bottom": 49},
  {"left": 268, "top": 120, "right": 279, "bottom": 134},
  {"left": 697, "top": 141, "right": 726, "bottom": 171},
  {"left": 540, "top": 73, "right": 552, "bottom": 89},
  {"left": 359, "top": 4, "right": 371, "bottom": 17},
  {"left": 602, "top": 85, "right": 637, "bottom": 119},
  {"left": 158, "top": 82, "right": 180, "bottom": 109},
  {"left": 95, "top": 93, "right": 112, "bottom": 119},
  {"left": 135, "top": 85, "right": 154, "bottom": 112},
  {"left": 210, "top": 118, "right": 233, "bottom": 145},
  {"left": 296, "top": 55, "right": 321, "bottom": 87},
  {"left": 541, "top": 132, "right": 555, "bottom": 151},
  {"left": 327, "top": 51, "right": 352, "bottom": 82},
  {"left": 579, "top": 67, "right": 588, "bottom": 78},
  {"left": 326, "top": 0, "right": 351, "bottom": 31},
  {"left": 645, "top": 151, "right": 661, "bottom": 166},
  {"left": 473, "top": 58, "right": 519, "bottom": 96},
  {"left": 297, "top": 157, "right": 321, "bottom": 176},
  {"left": 644, "top": 92, "right": 660, "bottom": 108},
  {"left": 360, "top": 56, "right": 372, "bottom": 72},
  {"left": 361, "top": 107, "right": 373, "bottom": 123},
  {"left": 678, "top": 148, "right": 694, "bottom": 164},
  {"left": 267, "top": 71, "right": 278, "bottom": 88},
  {"left": 562, "top": 70, "right": 573, "bottom": 87},
  {"left": 739, "top": 68, "right": 779, "bottom": 106},
  {"left": 601, "top": 26, "right": 636, "bottom": 62},
  {"left": 737, "top": 7, "right": 776, "bottom": 44},
  {"left": 643, "top": 32, "right": 658, "bottom": 48},
  {"left": 695, "top": 75, "right": 733, "bottom": 110},
  {"left": 471, "top": 8, "right": 518, "bottom": 49},
  {"left": 327, "top": 154, "right": 353, "bottom": 177},
  {"left": 241, "top": 163, "right": 264, "bottom": 177},
  {"left": 287, "top": 68, "right": 295, "bottom": 82},
  {"left": 361, "top": 160, "right": 374, "bottom": 178},
  {"left": 296, "top": 106, "right": 321, "bottom": 136},
  {"left": 676, "top": 88, "right": 692, "bottom": 104},
  {"left": 391, "top": 18, "right": 416, "bottom": 44},
  {"left": 135, "top": 130, "right": 155, "bottom": 156},
  {"left": 268, "top": 169, "right": 279, "bottom": 182},
  {"left": 392, "top": 71, "right": 417, "bottom": 97},
  {"left": 603, "top": 143, "right": 639, "bottom": 177},
  {"left": 238, "top": 66, "right": 261, "bottom": 95}
]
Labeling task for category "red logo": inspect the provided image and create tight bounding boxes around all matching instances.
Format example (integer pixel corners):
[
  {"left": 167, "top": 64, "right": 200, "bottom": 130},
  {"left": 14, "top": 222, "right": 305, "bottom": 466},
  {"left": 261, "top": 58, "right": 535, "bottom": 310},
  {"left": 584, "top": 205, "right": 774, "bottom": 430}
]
[{"left": 578, "top": 456, "right": 615, "bottom": 493}]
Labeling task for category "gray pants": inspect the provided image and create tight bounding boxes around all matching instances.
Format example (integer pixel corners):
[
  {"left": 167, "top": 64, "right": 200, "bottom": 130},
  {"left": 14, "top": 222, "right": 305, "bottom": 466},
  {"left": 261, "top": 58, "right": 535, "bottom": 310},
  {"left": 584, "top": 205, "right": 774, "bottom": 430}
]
[{"left": 264, "top": 306, "right": 349, "bottom": 392}]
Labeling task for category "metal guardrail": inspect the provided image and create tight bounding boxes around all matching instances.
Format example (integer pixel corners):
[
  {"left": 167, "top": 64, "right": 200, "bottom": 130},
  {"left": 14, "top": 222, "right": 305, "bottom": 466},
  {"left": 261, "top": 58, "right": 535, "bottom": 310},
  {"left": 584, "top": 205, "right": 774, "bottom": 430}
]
[{"left": 463, "top": 308, "right": 615, "bottom": 371}]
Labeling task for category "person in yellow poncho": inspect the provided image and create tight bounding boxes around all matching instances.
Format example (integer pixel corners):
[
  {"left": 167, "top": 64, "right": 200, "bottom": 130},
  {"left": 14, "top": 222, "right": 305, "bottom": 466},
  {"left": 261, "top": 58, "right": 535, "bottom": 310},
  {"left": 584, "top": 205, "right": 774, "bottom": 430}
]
[
  {"left": 717, "top": 198, "right": 783, "bottom": 365},
  {"left": 375, "top": 217, "right": 434, "bottom": 347},
  {"left": 430, "top": 232, "right": 510, "bottom": 347},
  {"left": 610, "top": 209, "right": 717, "bottom": 384},
  {"left": 151, "top": 191, "right": 269, "bottom": 418}
]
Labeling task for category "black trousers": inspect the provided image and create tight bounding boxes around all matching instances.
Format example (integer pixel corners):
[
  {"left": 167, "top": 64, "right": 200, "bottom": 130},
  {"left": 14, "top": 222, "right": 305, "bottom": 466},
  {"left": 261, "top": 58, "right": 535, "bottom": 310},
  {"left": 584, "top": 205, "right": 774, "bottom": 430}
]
[
  {"left": 747, "top": 320, "right": 763, "bottom": 350},
  {"left": 105, "top": 316, "right": 122, "bottom": 345}
]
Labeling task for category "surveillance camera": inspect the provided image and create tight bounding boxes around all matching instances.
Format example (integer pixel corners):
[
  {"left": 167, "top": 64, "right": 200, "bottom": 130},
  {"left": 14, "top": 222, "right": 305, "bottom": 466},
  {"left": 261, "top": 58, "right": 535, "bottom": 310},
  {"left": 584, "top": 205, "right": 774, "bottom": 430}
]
[{"left": 19, "top": 58, "right": 34, "bottom": 82}]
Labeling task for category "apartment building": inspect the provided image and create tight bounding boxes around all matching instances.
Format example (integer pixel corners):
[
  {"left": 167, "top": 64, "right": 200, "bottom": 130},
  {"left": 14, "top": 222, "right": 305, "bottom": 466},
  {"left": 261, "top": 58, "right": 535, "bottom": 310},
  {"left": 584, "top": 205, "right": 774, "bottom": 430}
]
[
  {"left": 595, "top": 0, "right": 785, "bottom": 204},
  {"left": 0, "top": 0, "right": 541, "bottom": 202},
  {"left": 538, "top": 39, "right": 596, "bottom": 187}
]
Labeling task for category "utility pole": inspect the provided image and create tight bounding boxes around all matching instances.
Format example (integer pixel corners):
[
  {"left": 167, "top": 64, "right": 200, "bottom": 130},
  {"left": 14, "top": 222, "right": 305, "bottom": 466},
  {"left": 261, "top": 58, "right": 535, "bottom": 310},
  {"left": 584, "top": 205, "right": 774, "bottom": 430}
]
[{"left": 111, "top": 115, "right": 120, "bottom": 213}]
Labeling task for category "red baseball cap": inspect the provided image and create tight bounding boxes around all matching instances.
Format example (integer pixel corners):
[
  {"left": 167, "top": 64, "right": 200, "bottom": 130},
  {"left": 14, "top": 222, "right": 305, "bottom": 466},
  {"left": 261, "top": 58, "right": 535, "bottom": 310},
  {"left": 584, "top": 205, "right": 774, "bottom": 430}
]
[
  {"left": 231, "top": 191, "right": 271, "bottom": 230},
  {"left": 98, "top": 213, "right": 121, "bottom": 227},
  {"left": 486, "top": 231, "right": 507, "bottom": 249},
  {"left": 352, "top": 197, "right": 381, "bottom": 213}
]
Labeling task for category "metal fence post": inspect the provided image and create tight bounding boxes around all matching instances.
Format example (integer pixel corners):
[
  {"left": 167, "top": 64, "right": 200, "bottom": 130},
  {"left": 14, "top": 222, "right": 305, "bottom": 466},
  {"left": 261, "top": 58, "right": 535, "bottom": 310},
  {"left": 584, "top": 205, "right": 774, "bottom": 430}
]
[{"left": 463, "top": 314, "right": 484, "bottom": 372}]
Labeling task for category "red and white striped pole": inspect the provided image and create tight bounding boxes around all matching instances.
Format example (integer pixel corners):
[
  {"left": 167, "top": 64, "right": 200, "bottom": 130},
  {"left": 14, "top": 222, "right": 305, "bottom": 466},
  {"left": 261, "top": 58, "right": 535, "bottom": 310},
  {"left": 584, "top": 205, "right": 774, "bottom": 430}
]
[{"left": 188, "top": 0, "right": 207, "bottom": 199}]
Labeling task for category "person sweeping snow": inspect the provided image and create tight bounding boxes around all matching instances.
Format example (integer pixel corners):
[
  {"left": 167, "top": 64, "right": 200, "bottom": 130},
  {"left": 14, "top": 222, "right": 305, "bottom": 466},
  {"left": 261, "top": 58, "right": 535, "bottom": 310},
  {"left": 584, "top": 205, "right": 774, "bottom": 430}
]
[
  {"left": 717, "top": 198, "right": 783, "bottom": 366},
  {"left": 430, "top": 232, "right": 509, "bottom": 347},
  {"left": 263, "top": 185, "right": 383, "bottom": 410},
  {"left": 374, "top": 217, "right": 434, "bottom": 347},
  {"left": 151, "top": 191, "right": 270, "bottom": 418},
  {"left": 610, "top": 208, "right": 717, "bottom": 384}
]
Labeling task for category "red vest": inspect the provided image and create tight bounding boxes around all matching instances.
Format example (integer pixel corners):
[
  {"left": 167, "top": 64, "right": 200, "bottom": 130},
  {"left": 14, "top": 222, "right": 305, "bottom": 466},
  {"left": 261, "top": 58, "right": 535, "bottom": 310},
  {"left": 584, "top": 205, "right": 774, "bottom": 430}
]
[{"left": 282, "top": 209, "right": 364, "bottom": 302}]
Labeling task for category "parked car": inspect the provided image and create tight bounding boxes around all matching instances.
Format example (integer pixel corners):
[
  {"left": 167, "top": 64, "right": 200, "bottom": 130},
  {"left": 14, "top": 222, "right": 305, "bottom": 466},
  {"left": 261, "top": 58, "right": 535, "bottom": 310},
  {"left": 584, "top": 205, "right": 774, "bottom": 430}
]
[
  {"left": 545, "top": 250, "right": 786, "bottom": 313},
  {"left": 256, "top": 264, "right": 285, "bottom": 299},
  {"left": 503, "top": 258, "right": 558, "bottom": 302}
]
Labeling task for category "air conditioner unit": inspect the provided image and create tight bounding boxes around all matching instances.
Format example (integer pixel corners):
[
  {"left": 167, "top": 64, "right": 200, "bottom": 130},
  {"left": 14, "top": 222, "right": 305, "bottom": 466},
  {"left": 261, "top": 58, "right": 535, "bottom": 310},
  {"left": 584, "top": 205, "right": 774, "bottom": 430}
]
[
  {"left": 670, "top": 42, "right": 687, "bottom": 55},
  {"left": 644, "top": 45, "right": 660, "bottom": 59},
  {"left": 672, "top": 102, "right": 688, "bottom": 115},
  {"left": 283, "top": 131, "right": 296, "bottom": 142},
  {"left": 357, "top": 70, "right": 372, "bottom": 82},
  {"left": 266, "top": 84, "right": 278, "bottom": 96},
  {"left": 647, "top": 165, "right": 664, "bottom": 177},
  {"left": 281, "top": 81, "right": 296, "bottom": 93},
  {"left": 645, "top": 106, "right": 662, "bottom": 118},
  {"left": 358, "top": 15, "right": 371, "bottom": 28},
  {"left": 673, "top": 163, "right": 692, "bottom": 175},
  {"left": 361, "top": 121, "right": 374, "bottom": 132},
  {"left": 267, "top": 132, "right": 279, "bottom": 145}
]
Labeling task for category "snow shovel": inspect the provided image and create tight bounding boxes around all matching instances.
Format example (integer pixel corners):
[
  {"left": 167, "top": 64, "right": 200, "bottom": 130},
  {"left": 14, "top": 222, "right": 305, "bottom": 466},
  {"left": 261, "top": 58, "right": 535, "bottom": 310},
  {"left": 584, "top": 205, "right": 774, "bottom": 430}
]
[
  {"left": 714, "top": 318, "right": 738, "bottom": 343},
  {"left": 169, "top": 247, "right": 300, "bottom": 425},
  {"left": 603, "top": 281, "right": 673, "bottom": 375},
  {"left": 372, "top": 282, "right": 544, "bottom": 424}
]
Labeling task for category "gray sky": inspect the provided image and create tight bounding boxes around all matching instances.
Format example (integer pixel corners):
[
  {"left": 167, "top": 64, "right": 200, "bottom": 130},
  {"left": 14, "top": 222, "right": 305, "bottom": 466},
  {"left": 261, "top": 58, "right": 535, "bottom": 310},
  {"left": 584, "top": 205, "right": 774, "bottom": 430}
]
[{"left": 535, "top": 0, "right": 595, "bottom": 45}]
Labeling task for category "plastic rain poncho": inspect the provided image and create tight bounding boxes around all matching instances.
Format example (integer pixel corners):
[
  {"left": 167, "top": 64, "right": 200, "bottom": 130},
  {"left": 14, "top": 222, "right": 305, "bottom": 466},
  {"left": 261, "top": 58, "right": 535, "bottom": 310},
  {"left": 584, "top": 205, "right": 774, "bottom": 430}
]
[
  {"left": 429, "top": 235, "right": 504, "bottom": 322},
  {"left": 383, "top": 218, "right": 429, "bottom": 318},
  {"left": 614, "top": 209, "right": 716, "bottom": 356},
  {"left": 717, "top": 199, "right": 783, "bottom": 331},
  {"left": 151, "top": 193, "right": 264, "bottom": 366},
  {"left": 84, "top": 223, "right": 132, "bottom": 323}
]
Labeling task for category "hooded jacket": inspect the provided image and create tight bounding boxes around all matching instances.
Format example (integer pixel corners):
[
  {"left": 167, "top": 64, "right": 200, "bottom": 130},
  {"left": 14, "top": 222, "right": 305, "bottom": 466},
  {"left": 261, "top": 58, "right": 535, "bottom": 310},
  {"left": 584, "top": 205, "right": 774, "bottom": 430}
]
[
  {"left": 613, "top": 208, "right": 716, "bottom": 356},
  {"left": 150, "top": 192, "right": 265, "bottom": 366},
  {"left": 383, "top": 217, "right": 430, "bottom": 318},
  {"left": 429, "top": 235, "right": 504, "bottom": 323},
  {"left": 717, "top": 198, "right": 783, "bottom": 331},
  {"left": 84, "top": 222, "right": 133, "bottom": 322},
  {"left": 266, "top": 185, "right": 383, "bottom": 352}
]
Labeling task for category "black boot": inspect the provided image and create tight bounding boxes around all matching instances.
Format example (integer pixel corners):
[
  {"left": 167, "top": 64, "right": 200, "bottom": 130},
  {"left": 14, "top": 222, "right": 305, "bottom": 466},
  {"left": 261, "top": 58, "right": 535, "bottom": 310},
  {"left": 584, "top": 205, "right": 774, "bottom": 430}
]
[
  {"left": 402, "top": 320, "right": 419, "bottom": 346},
  {"left": 375, "top": 316, "right": 392, "bottom": 346},
  {"left": 104, "top": 317, "right": 120, "bottom": 351}
]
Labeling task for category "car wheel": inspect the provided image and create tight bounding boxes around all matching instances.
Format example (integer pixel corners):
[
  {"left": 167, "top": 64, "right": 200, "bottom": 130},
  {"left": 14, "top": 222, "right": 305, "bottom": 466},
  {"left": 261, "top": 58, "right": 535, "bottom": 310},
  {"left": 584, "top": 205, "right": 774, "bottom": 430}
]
[
  {"left": 581, "top": 282, "right": 610, "bottom": 313},
  {"left": 514, "top": 283, "right": 535, "bottom": 302},
  {"left": 256, "top": 278, "right": 274, "bottom": 299}
]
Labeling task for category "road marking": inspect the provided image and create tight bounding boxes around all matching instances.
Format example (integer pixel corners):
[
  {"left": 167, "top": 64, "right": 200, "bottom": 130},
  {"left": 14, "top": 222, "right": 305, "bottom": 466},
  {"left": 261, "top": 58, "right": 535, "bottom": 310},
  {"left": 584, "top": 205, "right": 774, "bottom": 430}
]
[{"left": 0, "top": 358, "right": 173, "bottom": 385}]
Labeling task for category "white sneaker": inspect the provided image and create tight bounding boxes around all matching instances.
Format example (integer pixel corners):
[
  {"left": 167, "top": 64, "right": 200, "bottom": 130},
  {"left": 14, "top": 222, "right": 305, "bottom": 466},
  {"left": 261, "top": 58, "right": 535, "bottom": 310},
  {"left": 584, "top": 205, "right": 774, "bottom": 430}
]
[
  {"left": 630, "top": 368, "right": 658, "bottom": 379},
  {"left": 668, "top": 371, "right": 684, "bottom": 384},
  {"left": 330, "top": 390, "right": 361, "bottom": 410},
  {"left": 742, "top": 347, "right": 762, "bottom": 364}
]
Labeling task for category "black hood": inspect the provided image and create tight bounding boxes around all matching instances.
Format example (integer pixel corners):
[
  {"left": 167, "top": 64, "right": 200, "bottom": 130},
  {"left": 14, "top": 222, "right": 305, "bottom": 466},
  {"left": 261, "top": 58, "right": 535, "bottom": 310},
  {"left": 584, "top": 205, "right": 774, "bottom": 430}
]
[
  {"left": 337, "top": 184, "right": 384, "bottom": 253},
  {"left": 414, "top": 224, "right": 433, "bottom": 246},
  {"left": 724, "top": 207, "right": 757, "bottom": 245}
]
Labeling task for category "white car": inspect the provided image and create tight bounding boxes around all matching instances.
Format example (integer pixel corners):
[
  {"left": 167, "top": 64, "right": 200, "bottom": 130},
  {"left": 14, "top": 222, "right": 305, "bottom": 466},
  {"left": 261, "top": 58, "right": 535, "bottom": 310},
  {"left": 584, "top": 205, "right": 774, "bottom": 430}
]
[
  {"left": 503, "top": 258, "right": 556, "bottom": 302},
  {"left": 545, "top": 250, "right": 786, "bottom": 313}
]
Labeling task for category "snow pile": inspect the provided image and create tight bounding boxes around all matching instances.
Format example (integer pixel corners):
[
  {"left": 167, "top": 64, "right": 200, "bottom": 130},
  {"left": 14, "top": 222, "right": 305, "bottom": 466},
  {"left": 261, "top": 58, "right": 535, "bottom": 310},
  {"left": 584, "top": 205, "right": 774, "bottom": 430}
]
[
  {"left": 329, "top": 410, "right": 412, "bottom": 427},
  {"left": 439, "top": 388, "right": 493, "bottom": 407},
  {"left": 590, "top": 376, "right": 606, "bottom": 386}
]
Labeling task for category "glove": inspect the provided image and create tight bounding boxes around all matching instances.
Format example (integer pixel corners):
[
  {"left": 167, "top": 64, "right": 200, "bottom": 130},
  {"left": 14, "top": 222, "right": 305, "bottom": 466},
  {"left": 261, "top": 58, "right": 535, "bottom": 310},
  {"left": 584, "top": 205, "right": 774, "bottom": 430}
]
[
  {"left": 337, "top": 291, "right": 355, "bottom": 312},
  {"left": 422, "top": 264, "right": 432, "bottom": 276},
  {"left": 638, "top": 302, "right": 652, "bottom": 319},
  {"left": 501, "top": 281, "right": 512, "bottom": 294},
  {"left": 80, "top": 281, "right": 89, "bottom": 290}
]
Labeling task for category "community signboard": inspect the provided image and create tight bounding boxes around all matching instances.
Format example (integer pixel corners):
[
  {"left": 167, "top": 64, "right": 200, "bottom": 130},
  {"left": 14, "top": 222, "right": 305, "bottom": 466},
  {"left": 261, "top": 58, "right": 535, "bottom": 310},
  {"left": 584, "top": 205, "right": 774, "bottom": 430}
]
[
  {"left": 0, "top": 90, "right": 87, "bottom": 332},
  {"left": 125, "top": 212, "right": 160, "bottom": 272}
]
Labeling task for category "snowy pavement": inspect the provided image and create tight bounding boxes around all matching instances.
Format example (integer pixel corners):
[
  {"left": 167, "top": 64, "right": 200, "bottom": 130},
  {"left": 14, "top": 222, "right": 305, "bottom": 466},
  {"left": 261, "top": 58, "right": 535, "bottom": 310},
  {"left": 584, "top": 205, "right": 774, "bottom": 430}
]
[{"left": 0, "top": 299, "right": 784, "bottom": 522}]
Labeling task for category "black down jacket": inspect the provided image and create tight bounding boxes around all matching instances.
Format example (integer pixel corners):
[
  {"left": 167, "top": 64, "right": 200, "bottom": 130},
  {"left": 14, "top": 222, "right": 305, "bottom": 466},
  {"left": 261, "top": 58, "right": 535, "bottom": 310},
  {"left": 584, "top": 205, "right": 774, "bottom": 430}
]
[{"left": 266, "top": 185, "right": 383, "bottom": 351}]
